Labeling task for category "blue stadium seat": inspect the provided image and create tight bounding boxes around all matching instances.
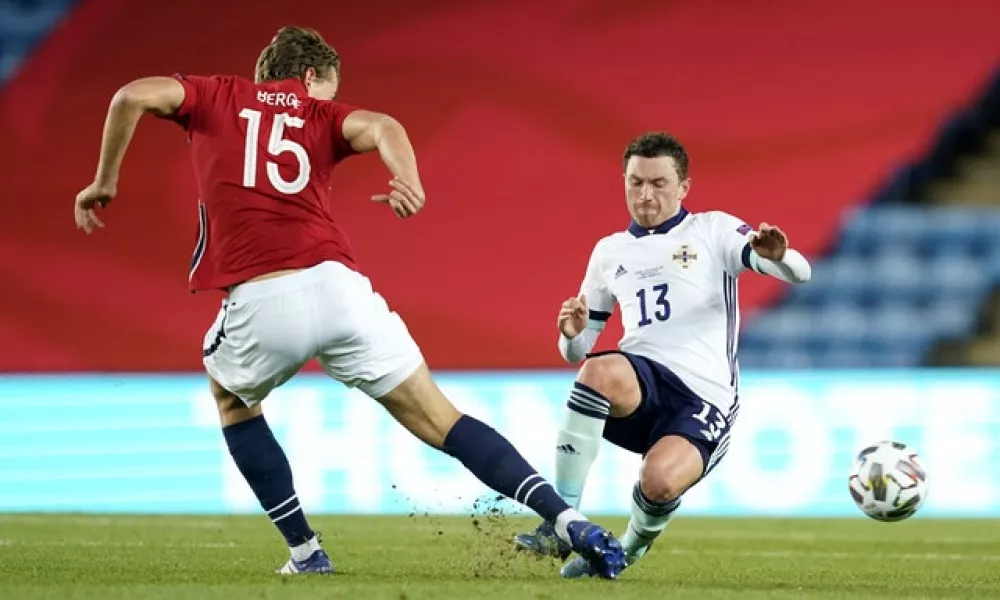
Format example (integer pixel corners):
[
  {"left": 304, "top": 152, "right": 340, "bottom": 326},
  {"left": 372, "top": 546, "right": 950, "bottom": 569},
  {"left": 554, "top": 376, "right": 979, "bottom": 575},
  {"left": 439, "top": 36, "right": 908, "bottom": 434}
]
[
  {"left": 930, "top": 300, "right": 977, "bottom": 338},
  {"left": 741, "top": 205, "right": 1000, "bottom": 367},
  {"left": 0, "top": 1, "right": 77, "bottom": 83}
]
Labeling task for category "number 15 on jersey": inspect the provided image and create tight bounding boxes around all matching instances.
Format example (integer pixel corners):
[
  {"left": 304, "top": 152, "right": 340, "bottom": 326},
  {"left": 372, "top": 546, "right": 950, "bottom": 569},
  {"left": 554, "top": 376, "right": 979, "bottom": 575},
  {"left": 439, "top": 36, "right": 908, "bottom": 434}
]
[{"left": 239, "top": 108, "right": 310, "bottom": 195}]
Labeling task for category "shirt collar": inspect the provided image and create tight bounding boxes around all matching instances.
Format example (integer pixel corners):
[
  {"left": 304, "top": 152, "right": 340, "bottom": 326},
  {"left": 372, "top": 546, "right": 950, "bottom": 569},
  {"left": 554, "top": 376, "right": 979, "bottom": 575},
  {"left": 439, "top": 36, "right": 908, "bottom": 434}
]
[{"left": 628, "top": 207, "right": 689, "bottom": 238}]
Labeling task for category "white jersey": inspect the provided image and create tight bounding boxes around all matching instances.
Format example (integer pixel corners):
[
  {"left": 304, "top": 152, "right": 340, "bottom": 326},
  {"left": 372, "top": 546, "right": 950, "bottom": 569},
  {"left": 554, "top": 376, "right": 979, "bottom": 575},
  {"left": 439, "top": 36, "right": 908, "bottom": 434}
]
[{"left": 578, "top": 208, "right": 755, "bottom": 415}]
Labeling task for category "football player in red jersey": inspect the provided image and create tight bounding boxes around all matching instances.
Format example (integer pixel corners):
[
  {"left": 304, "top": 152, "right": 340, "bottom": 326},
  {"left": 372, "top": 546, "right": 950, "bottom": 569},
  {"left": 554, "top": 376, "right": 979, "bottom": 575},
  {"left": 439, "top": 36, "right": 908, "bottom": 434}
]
[{"left": 73, "top": 26, "right": 625, "bottom": 578}]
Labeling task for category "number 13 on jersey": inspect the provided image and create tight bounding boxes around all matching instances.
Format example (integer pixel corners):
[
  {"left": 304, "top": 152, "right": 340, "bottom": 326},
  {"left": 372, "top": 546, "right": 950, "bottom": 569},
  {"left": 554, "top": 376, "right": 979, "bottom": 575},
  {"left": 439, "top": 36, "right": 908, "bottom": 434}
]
[
  {"left": 239, "top": 108, "right": 310, "bottom": 195},
  {"left": 636, "top": 283, "right": 670, "bottom": 326}
]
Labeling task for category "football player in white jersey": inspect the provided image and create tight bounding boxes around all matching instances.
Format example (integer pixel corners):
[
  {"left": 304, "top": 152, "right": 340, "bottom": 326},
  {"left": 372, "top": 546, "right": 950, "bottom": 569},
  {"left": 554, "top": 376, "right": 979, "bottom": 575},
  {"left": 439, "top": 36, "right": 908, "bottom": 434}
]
[{"left": 513, "top": 132, "right": 812, "bottom": 577}]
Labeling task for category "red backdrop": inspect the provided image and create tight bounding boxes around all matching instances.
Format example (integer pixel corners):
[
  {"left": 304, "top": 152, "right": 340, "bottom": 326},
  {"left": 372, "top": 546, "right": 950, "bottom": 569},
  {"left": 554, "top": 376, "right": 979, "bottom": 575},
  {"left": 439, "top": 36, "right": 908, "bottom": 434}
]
[{"left": 2, "top": 0, "right": 998, "bottom": 371}]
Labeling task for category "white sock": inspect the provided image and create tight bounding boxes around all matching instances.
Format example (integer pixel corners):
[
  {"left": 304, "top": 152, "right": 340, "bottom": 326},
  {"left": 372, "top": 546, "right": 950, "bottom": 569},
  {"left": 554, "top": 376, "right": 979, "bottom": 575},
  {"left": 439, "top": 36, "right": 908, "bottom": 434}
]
[
  {"left": 620, "top": 482, "right": 680, "bottom": 562},
  {"left": 552, "top": 507, "right": 587, "bottom": 544},
  {"left": 555, "top": 382, "right": 610, "bottom": 508},
  {"left": 290, "top": 535, "right": 321, "bottom": 561}
]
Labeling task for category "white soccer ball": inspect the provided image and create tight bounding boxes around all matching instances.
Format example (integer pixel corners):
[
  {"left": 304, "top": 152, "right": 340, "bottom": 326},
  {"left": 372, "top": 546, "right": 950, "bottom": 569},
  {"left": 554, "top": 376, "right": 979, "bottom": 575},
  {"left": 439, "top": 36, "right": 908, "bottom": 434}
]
[{"left": 848, "top": 440, "right": 928, "bottom": 522}]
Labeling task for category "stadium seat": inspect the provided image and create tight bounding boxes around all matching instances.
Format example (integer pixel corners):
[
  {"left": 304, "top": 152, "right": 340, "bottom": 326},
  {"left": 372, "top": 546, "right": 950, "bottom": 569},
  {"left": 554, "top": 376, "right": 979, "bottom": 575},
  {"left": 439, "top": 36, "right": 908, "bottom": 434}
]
[
  {"left": 0, "top": 1, "right": 77, "bottom": 83},
  {"left": 741, "top": 205, "right": 1000, "bottom": 368}
]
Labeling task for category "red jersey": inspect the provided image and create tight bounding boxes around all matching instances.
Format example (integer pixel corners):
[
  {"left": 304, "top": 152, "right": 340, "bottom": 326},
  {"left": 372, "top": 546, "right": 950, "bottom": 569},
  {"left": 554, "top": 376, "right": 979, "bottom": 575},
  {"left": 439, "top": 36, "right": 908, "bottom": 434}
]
[{"left": 168, "top": 74, "right": 360, "bottom": 292}]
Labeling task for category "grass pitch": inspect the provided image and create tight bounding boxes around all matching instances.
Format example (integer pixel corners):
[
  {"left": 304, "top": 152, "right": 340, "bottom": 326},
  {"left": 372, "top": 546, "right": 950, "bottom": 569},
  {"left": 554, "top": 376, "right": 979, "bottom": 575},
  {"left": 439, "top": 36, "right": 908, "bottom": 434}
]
[{"left": 1, "top": 513, "right": 999, "bottom": 599}]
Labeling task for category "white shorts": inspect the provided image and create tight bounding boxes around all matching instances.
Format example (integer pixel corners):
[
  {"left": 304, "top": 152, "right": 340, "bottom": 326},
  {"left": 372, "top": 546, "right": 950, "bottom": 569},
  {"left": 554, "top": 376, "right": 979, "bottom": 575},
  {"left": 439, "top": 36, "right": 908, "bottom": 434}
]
[{"left": 202, "top": 261, "right": 424, "bottom": 406}]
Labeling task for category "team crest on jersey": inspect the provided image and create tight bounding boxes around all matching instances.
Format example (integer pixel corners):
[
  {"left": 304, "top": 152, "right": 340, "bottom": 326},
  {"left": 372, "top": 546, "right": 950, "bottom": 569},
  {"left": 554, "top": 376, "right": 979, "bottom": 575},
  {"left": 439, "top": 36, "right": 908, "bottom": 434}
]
[{"left": 672, "top": 245, "right": 698, "bottom": 269}]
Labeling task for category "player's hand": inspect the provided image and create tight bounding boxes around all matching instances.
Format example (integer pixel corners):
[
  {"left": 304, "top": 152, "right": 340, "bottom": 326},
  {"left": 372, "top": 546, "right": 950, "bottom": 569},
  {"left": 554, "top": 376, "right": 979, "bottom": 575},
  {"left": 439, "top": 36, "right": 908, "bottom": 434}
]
[
  {"left": 557, "top": 294, "right": 588, "bottom": 338},
  {"left": 750, "top": 222, "right": 787, "bottom": 261},
  {"left": 74, "top": 181, "right": 116, "bottom": 234},
  {"left": 372, "top": 177, "right": 425, "bottom": 219}
]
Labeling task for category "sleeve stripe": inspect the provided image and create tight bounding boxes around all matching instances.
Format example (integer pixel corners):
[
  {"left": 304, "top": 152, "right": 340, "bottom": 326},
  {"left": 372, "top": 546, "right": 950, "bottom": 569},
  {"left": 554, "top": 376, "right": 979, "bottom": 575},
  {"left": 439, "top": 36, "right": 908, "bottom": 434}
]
[{"left": 588, "top": 309, "right": 611, "bottom": 322}]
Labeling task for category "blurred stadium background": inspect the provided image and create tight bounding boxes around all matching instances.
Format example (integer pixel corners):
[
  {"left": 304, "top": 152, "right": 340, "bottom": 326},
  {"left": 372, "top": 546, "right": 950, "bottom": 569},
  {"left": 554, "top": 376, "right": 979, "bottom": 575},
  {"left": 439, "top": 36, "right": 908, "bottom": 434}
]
[{"left": 3, "top": 0, "right": 1000, "bottom": 521}]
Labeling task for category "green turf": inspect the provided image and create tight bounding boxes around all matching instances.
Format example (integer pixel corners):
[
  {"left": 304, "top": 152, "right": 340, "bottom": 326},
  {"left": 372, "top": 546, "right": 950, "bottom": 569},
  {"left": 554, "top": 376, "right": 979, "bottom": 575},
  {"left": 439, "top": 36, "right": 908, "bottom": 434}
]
[{"left": 1, "top": 513, "right": 999, "bottom": 599}]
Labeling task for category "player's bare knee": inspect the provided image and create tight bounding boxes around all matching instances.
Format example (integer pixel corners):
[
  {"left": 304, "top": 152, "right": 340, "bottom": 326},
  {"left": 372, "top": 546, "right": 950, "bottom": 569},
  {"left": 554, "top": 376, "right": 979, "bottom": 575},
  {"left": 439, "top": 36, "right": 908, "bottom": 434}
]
[
  {"left": 638, "top": 464, "right": 687, "bottom": 503},
  {"left": 577, "top": 354, "right": 627, "bottom": 396},
  {"left": 577, "top": 354, "right": 639, "bottom": 415},
  {"left": 640, "top": 437, "right": 705, "bottom": 502}
]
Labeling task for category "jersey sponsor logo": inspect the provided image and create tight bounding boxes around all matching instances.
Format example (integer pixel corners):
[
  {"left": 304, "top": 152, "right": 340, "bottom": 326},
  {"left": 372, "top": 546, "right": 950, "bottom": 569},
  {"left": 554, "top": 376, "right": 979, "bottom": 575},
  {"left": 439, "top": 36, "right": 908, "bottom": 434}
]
[
  {"left": 614, "top": 264, "right": 628, "bottom": 279},
  {"left": 736, "top": 223, "right": 752, "bottom": 235}
]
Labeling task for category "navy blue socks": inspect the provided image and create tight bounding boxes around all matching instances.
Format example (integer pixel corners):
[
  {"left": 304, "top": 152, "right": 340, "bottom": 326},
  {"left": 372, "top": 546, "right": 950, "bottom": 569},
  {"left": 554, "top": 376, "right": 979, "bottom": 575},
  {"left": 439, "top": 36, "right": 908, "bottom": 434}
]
[
  {"left": 443, "top": 415, "right": 573, "bottom": 523},
  {"left": 222, "top": 415, "right": 314, "bottom": 547}
]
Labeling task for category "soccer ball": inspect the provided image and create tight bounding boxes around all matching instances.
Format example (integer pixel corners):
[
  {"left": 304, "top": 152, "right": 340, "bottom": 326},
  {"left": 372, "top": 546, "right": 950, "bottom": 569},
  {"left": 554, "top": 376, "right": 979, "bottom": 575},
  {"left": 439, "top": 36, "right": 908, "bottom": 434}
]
[{"left": 848, "top": 440, "right": 928, "bottom": 522}]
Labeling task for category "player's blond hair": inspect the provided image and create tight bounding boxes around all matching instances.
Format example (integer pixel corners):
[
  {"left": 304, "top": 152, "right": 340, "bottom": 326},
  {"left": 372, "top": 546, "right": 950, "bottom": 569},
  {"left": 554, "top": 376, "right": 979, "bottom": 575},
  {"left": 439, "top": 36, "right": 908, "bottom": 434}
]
[{"left": 255, "top": 26, "right": 341, "bottom": 83}]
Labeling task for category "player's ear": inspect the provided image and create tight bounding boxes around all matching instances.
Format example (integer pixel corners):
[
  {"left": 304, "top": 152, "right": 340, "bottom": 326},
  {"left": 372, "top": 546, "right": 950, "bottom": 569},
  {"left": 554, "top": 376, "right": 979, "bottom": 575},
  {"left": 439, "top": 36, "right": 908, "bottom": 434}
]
[
  {"left": 302, "top": 67, "right": 317, "bottom": 89},
  {"left": 678, "top": 177, "right": 691, "bottom": 199}
]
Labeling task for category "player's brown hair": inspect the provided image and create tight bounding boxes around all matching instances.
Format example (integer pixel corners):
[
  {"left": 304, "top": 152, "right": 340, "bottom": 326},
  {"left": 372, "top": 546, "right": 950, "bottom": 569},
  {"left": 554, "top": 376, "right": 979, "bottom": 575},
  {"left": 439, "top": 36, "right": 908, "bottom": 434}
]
[
  {"left": 255, "top": 26, "right": 341, "bottom": 83},
  {"left": 622, "top": 132, "right": 689, "bottom": 180}
]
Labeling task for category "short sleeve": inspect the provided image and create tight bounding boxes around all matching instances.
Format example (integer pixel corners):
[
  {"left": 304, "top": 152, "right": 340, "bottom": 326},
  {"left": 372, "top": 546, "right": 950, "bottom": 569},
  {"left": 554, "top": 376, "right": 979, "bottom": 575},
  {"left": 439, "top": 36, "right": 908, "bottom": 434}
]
[
  {"left": 168, "top": 74, "right": 221, "bottom": 131},
  {"left": 330, "top": 101, "right": 361, "bottom": 162},
  {"left": 709, "top": 211, "right": 757, "bottom": 277},
  {"left": 579, "top": 239, "right": 615, "bottom": 329}
]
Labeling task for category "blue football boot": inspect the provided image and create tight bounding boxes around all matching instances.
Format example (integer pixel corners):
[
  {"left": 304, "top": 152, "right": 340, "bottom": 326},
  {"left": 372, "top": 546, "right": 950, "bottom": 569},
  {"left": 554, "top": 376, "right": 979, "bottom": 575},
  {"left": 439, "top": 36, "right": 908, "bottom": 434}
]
[
  {"left": 563, "top": 520, "right": 626, "bottom": 580},
  {"left": 276, "top": 548, "right": 334, "bottom": 574},
  {"left": 513, "top": 520, "right": 573, "bottom": 560},
  {"left": 514, "top": 520, "right": 626, "bottom": 580}
]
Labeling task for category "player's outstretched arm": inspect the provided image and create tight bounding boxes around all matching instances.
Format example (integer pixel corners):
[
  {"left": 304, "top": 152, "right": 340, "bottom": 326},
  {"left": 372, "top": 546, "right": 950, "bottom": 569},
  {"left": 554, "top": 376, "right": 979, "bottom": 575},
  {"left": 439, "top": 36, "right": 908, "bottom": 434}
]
[
  {"left": 93, "top": 77, "right": 185, "bottom": 192},
  {"left": 75, "top": 77, "right": 185, "bottom": 233},
  {"left": 341, "top": 111, "right": 424, "bottom": 219},
  {"left": 747, "top": 222, "right": 811, "bottom": 284}
]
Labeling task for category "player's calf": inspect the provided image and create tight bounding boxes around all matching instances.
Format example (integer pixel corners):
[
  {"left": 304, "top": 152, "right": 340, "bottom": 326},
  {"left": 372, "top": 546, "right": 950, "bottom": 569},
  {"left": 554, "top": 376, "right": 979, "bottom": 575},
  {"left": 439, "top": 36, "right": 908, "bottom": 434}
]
[
  {"left": 619, "top": 435, "right": 702, "bottom": 563},
  {"left": 212, "top": 377, "right": 327, "bottom": 571},
  {"left": 561, "top": 478, "right": 684, "bottom": 580},
  {"left": 378, "top": 364, "right": 579, "bottom": 524},
  {"left": 378, "top": 364, "right": 625, "bottom": 579},
  {"left": 561, "top": 436, "right": 698, "bottom": 579},
  {"left": 554, "top": 354, "right": 642, "bottom": 508},
  {"left": 619, "top": 482, "right": 681, "bottom": 565},
  {"left": 515, "top": 353, "right": 644, "bottom": 560}
]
